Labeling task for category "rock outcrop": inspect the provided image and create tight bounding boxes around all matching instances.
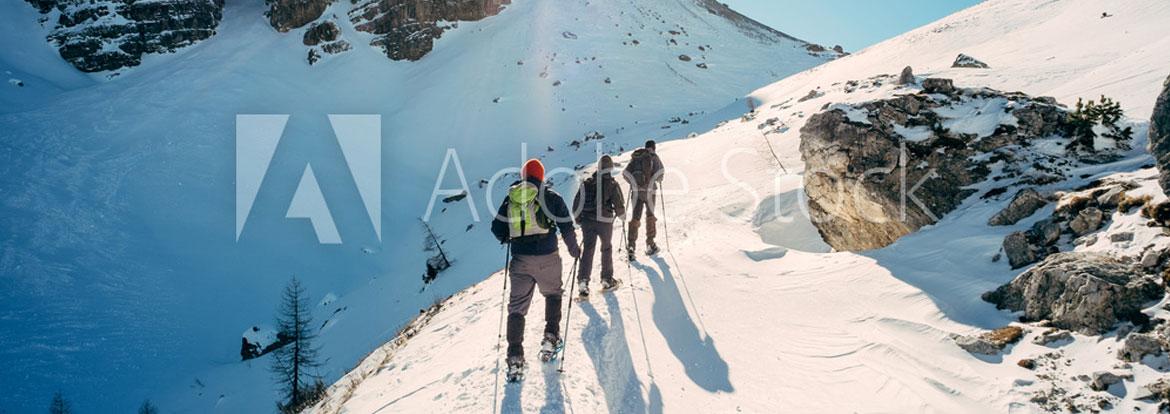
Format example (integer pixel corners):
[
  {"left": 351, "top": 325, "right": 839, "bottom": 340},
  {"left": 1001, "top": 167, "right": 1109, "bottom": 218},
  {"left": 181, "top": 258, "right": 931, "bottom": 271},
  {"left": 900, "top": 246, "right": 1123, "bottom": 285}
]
[
  {"left": 982, "top": 252, "right": 1161, "bottom": 334},
  {"left": 1150, "top": 74, "right": 1170, "bottom": 196},
  {"left": 800, "top": 81, "right": 1084, "bottom": 251},
  {"left": 269, "top": 0, "right": 333, "bottom": 32},
  {"left": 897, "top": 66, "right": 915, "bottom": 85},
  {"left": 952, "top": 53, "right": 990, "bottom": 69},
  {"left": 988, "top": 188, "right": 1049, "bottom": 226},
  {"left": 349, "top": 0, "right": 510, "bottom": 61},
  {"left": 1117, "top": 332, "right": 1165, "bottom": 362},
  {"left": 27, "top": 0, "right": 224, "bottom": 72},
  {"left": 303, "top": 20, "right": 351, "bottom": 65},
  {"left": 1002, "top": 219, "right": 1060, "bottom": 269},
  {"left": 952, "top": 325, "right": 1024, "bottom": 355}
]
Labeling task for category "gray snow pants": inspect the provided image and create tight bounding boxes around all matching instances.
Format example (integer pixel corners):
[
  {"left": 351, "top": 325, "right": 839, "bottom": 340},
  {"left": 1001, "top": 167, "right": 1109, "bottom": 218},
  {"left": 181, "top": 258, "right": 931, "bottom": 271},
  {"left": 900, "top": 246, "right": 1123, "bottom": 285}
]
[
  {"left": 506, "top": 252, "right": 564, "bottom": 357},
  {"left": 577, "top": 219, "right": 615, "bottom": 285}
]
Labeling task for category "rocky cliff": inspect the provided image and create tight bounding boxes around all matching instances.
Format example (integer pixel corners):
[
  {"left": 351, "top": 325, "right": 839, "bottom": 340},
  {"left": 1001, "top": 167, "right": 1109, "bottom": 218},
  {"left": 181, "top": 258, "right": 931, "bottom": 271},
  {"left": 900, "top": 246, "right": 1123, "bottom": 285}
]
[
  {"left": 348, "top": 0, "right": 509, "bottom": 61},
  {"left": 1150, "top": 75, "right": 1170, "bottom": 196},
  {"left": 799, "top": 78, "right": 1132, "bottom": 251},
  {"left": 27, "top": 0, "right": 224, "bottom": 73}
]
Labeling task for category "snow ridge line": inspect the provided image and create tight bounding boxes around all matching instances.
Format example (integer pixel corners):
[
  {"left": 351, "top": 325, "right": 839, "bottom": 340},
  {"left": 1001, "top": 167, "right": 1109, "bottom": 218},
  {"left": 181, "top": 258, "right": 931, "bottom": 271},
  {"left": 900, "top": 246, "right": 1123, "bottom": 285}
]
[{"left": 313, "top": 295, "right": 453, "bottom": 414}]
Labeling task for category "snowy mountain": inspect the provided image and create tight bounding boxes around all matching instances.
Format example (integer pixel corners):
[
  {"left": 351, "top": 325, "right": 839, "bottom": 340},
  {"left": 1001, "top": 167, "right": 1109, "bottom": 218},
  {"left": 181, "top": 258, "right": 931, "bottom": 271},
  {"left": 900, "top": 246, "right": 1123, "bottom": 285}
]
[
  {"left": 307, "top": 0, "right": 1170, "bottom": 413},
  {"left": 0, "top": 0, "right": 841, "bottom": 412}
]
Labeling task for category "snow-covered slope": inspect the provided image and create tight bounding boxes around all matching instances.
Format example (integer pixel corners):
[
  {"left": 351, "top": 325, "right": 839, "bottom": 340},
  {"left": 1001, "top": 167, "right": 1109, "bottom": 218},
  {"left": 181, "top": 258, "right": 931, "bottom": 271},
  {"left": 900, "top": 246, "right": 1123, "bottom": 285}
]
[
  {"left": 0, "top": 0, "right": 838, "bottom": 412},
  {"left": 312, "top": 0, "right": 1170, "bottom": 412}
]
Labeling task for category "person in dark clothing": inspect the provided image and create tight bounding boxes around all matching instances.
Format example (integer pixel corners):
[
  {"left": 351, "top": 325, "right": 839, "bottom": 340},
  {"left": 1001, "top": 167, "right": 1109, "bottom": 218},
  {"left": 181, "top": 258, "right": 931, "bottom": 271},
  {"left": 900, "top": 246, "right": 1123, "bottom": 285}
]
[
  {"left": 573, "top": 155, "right": 626, "bottom": 298},
  {"left": 490, "top": 159, "right": 580, "bottom": 375},
  {"left": 622, "top": 140, "right": 665, "bottom": 259}
]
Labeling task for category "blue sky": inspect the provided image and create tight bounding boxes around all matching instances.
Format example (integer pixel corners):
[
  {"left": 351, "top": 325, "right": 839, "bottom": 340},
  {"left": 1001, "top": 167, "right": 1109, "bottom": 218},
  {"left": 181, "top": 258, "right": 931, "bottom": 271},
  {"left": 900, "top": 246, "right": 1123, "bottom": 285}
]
[{"left": 722, "top": 0, "right": 983, "bottom": 51}]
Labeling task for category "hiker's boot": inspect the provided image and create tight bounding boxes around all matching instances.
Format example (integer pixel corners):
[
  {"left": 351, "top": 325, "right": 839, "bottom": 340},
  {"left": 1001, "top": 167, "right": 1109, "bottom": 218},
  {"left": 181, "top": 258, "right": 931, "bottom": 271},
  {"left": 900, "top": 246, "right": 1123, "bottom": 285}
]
[
  {"left": 506, "top": 355, "right": 526, "bottom": 382},
  {"left": 539, "top": 332, "right": 563, "bottom": 363},
  {"left": 601, "top": 278, "right": 623, "bottom": 293},
  {"left": 646, "top": 241, "right": 660, "bottom": 256}
]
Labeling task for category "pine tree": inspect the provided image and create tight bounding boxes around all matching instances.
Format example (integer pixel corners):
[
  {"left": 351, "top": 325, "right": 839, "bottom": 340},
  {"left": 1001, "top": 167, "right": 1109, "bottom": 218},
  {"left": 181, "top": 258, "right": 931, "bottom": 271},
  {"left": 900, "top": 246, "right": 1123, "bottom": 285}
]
[
  {"left": 271, "top": 276, "right": 324, "bottom": 413},
  {"left": 48, "top": 392, "right": 70, "bottom": 414},
  {"left": 138, "top": 400, "right": 159, "bottom": 414}
]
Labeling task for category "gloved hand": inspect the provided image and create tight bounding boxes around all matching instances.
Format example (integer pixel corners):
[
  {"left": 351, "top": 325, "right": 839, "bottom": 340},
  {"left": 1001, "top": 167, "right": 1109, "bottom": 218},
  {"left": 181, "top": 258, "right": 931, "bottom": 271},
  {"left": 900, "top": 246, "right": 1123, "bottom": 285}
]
[{"left": 567, "top": 243, "right": 582, "bottom": 259}]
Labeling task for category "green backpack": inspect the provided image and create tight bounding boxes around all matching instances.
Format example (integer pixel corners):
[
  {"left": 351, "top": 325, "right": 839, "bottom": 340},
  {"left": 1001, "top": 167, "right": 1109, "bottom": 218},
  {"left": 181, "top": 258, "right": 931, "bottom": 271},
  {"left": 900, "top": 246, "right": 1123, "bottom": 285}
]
[{"left": 507, "top": 181, "right": 553, "bottom": 241}]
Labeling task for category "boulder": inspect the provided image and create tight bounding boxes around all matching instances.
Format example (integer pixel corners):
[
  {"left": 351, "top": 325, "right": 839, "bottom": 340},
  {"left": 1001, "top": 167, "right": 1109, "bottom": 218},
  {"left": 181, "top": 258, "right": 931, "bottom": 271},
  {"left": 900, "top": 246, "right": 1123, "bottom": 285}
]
[
  {"left": 922, "top": 78, "right": 955, "bottom": 94},
  {"left": 303, "top": 21, "right": 341, "bottom": 46},
  {"left": 1002, "top": 219, "right": 1060, "bottom": 269},
  {"left": 983, "top": 252, "right": 1162, "bottom": 334},
  {"left": 1003, "top": 231, "right": 1038, "bottom": 269},
  {"left": 1137, "top": 378, "right": 1170, "bottom": 401},
  {"left": 1032, "top": 328, "right": 1073, "bottom": 346},
  {"left": 1149, "top": 74, "right": 1170, "bottom": 197},
  {"left": 988, "top": 188, "right": 1048, "bottom": 226},
  {"left": 1069, "top": 207, "right": 1105, "bottom": 236},
  {"left": 1110, "top": 232, "right": 1134, "bottom": 243},
  {"left": 1089, "top": 371, "right": 1131, "bottom": 391},
  {"left": 898, "top": 66, "right": 915, "bottom": 85},
  {"left": 1141, "top": 249, "right": 1163, "bottom": 269},
  {"left": 952, "top": 326, "right": 1024, "bottom": 355},
  {"left": 952, "top": 53, "right": 990, "bottom": 69},
  {"left": 1117, "top": 333, "right": 1165, "bottom": 362}
]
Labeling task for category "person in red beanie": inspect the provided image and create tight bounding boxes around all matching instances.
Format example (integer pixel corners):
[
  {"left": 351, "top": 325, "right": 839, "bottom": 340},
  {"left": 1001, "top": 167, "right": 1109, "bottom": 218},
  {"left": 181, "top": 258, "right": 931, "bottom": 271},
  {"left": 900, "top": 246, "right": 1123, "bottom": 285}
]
[{"left": 490, "top": 158, "right": 580, "bottom": 381}]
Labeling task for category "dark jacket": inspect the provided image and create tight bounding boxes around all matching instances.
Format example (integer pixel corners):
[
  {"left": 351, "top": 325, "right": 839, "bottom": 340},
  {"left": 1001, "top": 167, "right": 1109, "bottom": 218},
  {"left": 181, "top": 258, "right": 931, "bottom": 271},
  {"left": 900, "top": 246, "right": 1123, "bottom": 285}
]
[
  {"left": 573, "top": 172, "right": 626, "bottom": 224},
  {"left": 622, "top": 148, "right": 664, "bottom": 193},
  {"left": 491, "top": 177, "right": 578, "bottom": 256}
]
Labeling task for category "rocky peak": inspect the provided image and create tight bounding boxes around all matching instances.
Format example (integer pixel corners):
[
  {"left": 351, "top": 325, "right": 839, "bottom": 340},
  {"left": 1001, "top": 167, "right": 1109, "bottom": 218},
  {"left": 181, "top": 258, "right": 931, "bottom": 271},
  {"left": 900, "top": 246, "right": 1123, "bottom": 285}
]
[
  {"left": 27, "top": 0, "right": 224, "bottom": 73},
  {"left": 348, "top": 0, "right": 510, "bottom": 61}
]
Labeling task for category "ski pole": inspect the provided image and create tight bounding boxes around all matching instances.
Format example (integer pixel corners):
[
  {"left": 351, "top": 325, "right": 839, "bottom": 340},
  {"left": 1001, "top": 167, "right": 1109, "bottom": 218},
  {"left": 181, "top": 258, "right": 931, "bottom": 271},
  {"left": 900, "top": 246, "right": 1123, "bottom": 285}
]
[
  {"left": 558, "top": 253, "right": 580, "bottom": 373},
  {"left": 491, "top": 246, "right": 510, "bottom": 414}
]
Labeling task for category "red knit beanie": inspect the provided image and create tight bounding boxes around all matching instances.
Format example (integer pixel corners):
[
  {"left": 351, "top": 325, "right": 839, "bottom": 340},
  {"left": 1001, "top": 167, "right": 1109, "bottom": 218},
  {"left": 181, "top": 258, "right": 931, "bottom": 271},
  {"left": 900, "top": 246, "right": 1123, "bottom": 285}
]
[{"left": 522, "top": 159, "right": 545, "bottom": 182}]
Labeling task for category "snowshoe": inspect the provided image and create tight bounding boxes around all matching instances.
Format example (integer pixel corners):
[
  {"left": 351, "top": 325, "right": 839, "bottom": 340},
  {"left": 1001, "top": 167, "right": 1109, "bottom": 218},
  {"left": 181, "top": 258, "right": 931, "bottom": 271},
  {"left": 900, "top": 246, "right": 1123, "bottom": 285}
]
[
  {"left": 538, "top": 334, "right": 564, "bottom": 363},
  {"left": 576, "top": 284, "right": 590, "bottom": 302},
  {"left": 600, "top": 278, "right": 623, "bottom": 293},
  {"left": 645, "top": 242, "right": 660, "bottom": 256},
  {"left": 505, "top": 356, "right": 526, "bottom": 382}
]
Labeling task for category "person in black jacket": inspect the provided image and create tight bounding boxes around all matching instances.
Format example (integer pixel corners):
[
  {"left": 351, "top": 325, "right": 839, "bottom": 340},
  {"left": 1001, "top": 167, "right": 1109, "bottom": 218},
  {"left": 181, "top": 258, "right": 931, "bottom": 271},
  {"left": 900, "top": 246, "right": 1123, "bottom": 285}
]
[
  {"left": 490, "top": 159, "right": 580, "bottom": 375},
  {"left": 573, "top": 155, "right": 626, "bottom": 298},
  {"left": 623, "top": 140, "right": 665, "bottom": 258}
]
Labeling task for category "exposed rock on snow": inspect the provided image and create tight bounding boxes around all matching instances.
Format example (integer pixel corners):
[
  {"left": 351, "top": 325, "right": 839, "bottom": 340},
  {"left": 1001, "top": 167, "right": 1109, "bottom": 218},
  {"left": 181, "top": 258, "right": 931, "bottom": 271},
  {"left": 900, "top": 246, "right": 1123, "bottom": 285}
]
[
  {"left": 269, "top": 0, "right": 331, "bottom": 32},
  {"left": 303, "top": 20, "right": 341, "bottom": 45},
  {"left": 1118, "top": 333, "right": 1165, "bottom": 362},
  {"left": 1151, "top": 74, "right": 1170, "bottom": 196},
  {"left": 952, "top": 53, "right": 990, "bottom": 69},
  {"left": 1032, "top": 328, "right": 1073, "bottom": 346},
  {"left": 800, "top": 80, "right": 1104, "bottom": 251},
  {"left": 897, "top": 66, "right": 915, "bottom": 85},
  {"left": 304, "top": 21, "right": 351, "bottom": 64},
  {"left": 1002, "top": 218, "right": 1060, "bottom": 268},
  {"left": 952, "top": 325, "right": 1024, "bottom": 355},
  {"left": 349, "top": 0, "right": 511, "bottom": 61},
  {"left": 1069, "top": 207, "right": 1105, "bottom": 236},
  {"left": 921, "top": 78, "right": 954, "bottom": 94},
  {"left": 983, "top": 252, "right": 1161, "bottom": 334},
  {"left": 26, "top": 0, "right": 224, "bottom": 72},
  {"left": 988, "top": 188, "right": 1049, "bottom": 226},
  {"left": 1090, "top": 371, "right": 1132, "bottom": 392}
]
